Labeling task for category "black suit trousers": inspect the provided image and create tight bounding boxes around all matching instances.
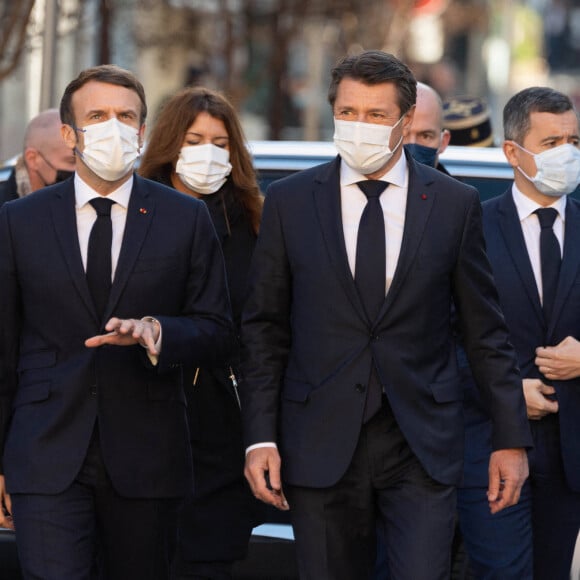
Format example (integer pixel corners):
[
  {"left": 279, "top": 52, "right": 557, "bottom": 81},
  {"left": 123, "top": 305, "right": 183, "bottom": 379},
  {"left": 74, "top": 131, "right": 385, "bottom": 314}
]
[
  {"left": 11, "top": 426, "right": 182, "bottom": 580},
  {"left": 284, "top": 401, "right": 456, "bottom": 580},
  {"left": 531, "top": 415, "right": 580, "bottom": 580}
]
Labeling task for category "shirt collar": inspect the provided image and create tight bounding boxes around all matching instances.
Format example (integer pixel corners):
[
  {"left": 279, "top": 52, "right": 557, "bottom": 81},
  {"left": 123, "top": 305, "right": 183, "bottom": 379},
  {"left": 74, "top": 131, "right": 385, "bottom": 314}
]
[
  {"left": 340, "top": 151, "right": 408, "bottom": 188},
  {"left": 511, "top": 182, "right": 567, "bottom": 222},
  {"left": 74, "top": 173, "right": 133, "bottom": 210}
]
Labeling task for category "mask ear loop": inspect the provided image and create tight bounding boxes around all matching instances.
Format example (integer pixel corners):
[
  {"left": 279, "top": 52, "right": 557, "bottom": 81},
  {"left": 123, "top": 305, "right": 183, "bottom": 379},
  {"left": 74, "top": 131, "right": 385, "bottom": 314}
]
[
  {"left": 388, "top": 134, "right": 403, "bottom": 157},
  {"left": 516, "top": 165, "right": 536, "bottom": 184},
  {"left": 36, "top": 150, "right": 57, "bottom": 172},
  {"left": 34, "top": 150, "right": 57, "bottom": 187},
  {"left": 509, "top": 141, "right": 537, "bottom": 184},
  {"left": 510, "top": 140, "right": 534, "bottom": 157},
  {"left": 389, "top": 114, "right": 407, "bottom": 155},
  {"left": 70, "top": 126, "right": 86, "bottom": 159}
]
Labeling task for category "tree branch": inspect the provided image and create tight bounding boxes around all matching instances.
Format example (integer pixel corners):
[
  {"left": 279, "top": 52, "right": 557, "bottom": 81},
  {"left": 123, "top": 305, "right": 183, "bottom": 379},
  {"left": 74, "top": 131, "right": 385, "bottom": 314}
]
[{"left": 0, "top": 0, "right": 36, "bottom": 82}]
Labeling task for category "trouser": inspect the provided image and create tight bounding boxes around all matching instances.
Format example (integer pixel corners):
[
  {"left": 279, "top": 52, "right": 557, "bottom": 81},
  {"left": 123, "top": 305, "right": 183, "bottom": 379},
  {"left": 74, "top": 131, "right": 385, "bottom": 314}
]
[
  {"left": 11, "top": 427, "right": 181, "bottom": 580},
  {"left": 285, "top": 399, "right": 456, "bottom": 580}
]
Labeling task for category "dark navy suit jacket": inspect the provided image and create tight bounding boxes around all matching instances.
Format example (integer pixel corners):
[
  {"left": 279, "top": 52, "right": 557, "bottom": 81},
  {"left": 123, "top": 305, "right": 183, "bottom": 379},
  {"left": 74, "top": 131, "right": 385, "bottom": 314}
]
[
  {"left": 241, "top": 154, "right": 532, "bottom": 489},
  {"left": 0, "top": 174, "right": 233, "bottom": 498},
  {"left": 465, "top": 190, "right": 580, "bottom": 491}
]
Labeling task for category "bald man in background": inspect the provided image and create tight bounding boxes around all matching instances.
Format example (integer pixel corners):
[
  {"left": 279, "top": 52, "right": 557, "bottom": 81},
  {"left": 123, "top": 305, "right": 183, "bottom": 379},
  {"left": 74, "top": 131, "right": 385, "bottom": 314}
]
[
  {"left": 0, "top": 109, "right": 76, "bottom": 206},
  {"left": 403, "top": 82, "right": 451, "bottom": 172}
]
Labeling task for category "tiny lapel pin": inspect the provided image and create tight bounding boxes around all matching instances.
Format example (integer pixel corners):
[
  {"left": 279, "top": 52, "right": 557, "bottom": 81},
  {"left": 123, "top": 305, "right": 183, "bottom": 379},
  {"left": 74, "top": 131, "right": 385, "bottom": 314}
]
[
  {"left": 139, "top": 207, "right": 148, "bottom": 214},
  {"left": 421, "top": 194, "right": 428, "bottom": 200}
]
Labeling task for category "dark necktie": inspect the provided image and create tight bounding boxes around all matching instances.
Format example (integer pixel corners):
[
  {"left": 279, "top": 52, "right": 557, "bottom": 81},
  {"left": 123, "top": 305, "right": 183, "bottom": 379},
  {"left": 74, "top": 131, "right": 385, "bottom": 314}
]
[
  {"left": 87, "top": 198, "right": 115, "bottom": 319},
  {"left": 355, "top": 180, "right": 388, "bottom": 422},
  {"left": 535, "top": 207, "right": 561, "bottom": 323},
  {"left": 355, "top": 180, "right": 389, "bottom": 321}
]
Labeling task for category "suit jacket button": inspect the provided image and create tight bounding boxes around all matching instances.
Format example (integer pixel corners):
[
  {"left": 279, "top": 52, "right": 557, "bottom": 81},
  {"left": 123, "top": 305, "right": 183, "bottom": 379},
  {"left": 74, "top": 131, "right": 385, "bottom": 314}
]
[
  {"left": 90, "top": 385, "right": 97, "bottom": 396},
  {"left": 355, "top": 383, "right": 366, "bottom": 393}
]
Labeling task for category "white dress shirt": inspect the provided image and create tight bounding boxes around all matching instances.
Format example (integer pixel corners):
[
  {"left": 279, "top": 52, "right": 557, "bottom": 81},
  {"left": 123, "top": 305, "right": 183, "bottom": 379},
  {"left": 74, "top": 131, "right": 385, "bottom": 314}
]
[
  {"left": 511, "top": 184, "right": 566, "bottom": 305},
  {"left": 340, "top": 152, "right": 408, "bottom": 293},
  {"left": 74, "top": 173, "right": 132, "bottom": 279}
]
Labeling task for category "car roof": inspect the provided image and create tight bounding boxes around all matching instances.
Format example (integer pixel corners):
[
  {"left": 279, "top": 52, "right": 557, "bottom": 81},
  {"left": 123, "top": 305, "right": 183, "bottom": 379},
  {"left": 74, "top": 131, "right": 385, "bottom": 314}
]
[{"left": 248, "top": 140, "right": 513, "bottom": 179}]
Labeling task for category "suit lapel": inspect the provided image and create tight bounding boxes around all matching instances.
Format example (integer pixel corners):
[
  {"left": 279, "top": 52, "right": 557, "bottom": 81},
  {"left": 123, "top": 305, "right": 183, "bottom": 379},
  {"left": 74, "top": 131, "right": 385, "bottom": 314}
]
[
  {"left": 313, "top": 157, "right": 368, "bottom": 323},
  {"left": 380, "top": 155, "right": 434, "bottom": 318},
  {"left": 50, "top": 181, "right": 97, "bottom": 319},
  {"left": 105, "top": 176, "right": 155, "bottom": 320},
  {"left": 549, "top": 199, "right": 580, "bottom": 336},
  {"left": 497, "top": 192, "right": 544, "bottom": 322}
]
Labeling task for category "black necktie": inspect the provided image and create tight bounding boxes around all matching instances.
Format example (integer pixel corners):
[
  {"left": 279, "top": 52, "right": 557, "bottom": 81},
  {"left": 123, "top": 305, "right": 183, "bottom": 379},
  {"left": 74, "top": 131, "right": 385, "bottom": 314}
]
[
  {"left": 535, "top": 207, "right": 561, "bottom": 323},
  {"left": 356, "top": 180, "right": 388, "bottom": 422},
  {"left": 355, "top": 180, "right": 389, "bottom": 321},
  {"left": 87, "top": 198, "right": 115, "bottom": 319}
]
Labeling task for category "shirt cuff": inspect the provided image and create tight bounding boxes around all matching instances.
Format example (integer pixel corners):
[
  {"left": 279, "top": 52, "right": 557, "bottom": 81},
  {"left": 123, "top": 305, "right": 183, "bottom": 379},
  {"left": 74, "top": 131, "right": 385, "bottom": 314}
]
[{"left": 246, "top": 442, "right": 277, "bottom": 455}]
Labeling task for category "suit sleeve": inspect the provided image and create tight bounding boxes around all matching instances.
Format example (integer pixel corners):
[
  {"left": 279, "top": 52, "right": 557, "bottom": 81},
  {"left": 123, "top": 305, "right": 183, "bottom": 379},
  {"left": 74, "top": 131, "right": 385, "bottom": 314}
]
[
  {"left": 239, "top": 188, "right": 292, "bottom": 447},
  {"left": 452, "top": 192, "right": 532, "bottom": 451},
  {"left": 154, "top": 200, "right": 234, "bottom": 373},
  {"left": 0, "top": 204, "right": 22, "bottom": 470}
]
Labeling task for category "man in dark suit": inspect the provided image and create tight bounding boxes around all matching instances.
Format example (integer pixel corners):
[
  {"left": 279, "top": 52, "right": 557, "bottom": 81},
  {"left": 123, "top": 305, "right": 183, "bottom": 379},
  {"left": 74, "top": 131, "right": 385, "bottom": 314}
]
[
  {"left": 402, "top": 81, "right": 530, "bottom": 580},
  {"left": 0, "top": 108, "right": 75, "bottom": 207},
  {"left": 240, "top": 50, "right": 532, "bottom": 580},
  {"left": 403, "top": 85, "right": 535, "bottom": 579},
  {"left": 475, "top": 86, "right": 580, "bottom": 580},
  {"left": 0, "top": 65, "right": 232, "bottom": 580}
]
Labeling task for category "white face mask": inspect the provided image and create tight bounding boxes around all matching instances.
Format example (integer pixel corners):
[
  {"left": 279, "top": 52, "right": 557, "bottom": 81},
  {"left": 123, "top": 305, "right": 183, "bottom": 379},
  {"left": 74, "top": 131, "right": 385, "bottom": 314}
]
[
  {"left": 514, "top": 142, "right": 580, "bottom": 197},
  {"left": 175, "top": 143, "right": 232, "bottom": 195},
  {"left": 77, "top": 118, "right": 141, "bottom": 182},
  {"left": 333, "top": 117, "right": 404, "bottom": 174}
]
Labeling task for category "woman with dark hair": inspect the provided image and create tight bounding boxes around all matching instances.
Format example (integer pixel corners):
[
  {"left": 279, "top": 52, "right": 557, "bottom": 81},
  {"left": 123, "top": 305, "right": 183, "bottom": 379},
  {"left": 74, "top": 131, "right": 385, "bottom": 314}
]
[{"left": 140, "top": 87, "right": 262, "bottom": 580}]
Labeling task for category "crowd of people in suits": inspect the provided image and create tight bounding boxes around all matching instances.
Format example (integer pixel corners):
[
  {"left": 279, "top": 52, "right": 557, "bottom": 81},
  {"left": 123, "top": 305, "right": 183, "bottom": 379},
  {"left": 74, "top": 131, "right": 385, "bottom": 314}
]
[{"left": 0, "top": 49, "right": 578, "bottom": 580}]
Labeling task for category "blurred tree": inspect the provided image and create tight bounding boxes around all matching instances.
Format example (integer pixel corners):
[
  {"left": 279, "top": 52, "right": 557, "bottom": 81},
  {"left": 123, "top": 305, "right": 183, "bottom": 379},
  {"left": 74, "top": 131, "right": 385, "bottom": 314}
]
[
  {"left": 239, "top": 0, "right": 416, "bottom": 139},
  {"left": 130, "top": 0, "right": 418, "bottom": 138},
  {"left": 441, "top": 0, "right": 490, "bottom": 94},
  {"left": 99, "top": 0, "right": 113, "bottom": 64},
  {"left": 0, "top": 0, "right": 35, "bottom": 82}
]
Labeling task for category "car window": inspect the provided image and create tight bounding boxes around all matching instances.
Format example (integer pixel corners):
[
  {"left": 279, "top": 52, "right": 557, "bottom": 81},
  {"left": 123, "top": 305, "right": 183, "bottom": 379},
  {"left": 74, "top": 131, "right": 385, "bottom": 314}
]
[{"left": 250, "top": 142, "right": 580, "bottom": 202}]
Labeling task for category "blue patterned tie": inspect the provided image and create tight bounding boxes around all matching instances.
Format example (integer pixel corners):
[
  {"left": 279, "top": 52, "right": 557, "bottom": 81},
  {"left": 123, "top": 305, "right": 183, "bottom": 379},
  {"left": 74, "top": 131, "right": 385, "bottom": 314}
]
[
  {"left": 535, "top": 207, "right": 561, "bottom": 323},
  {"left": 87, "top": 198, "right": 115, "bottom": 319}
]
